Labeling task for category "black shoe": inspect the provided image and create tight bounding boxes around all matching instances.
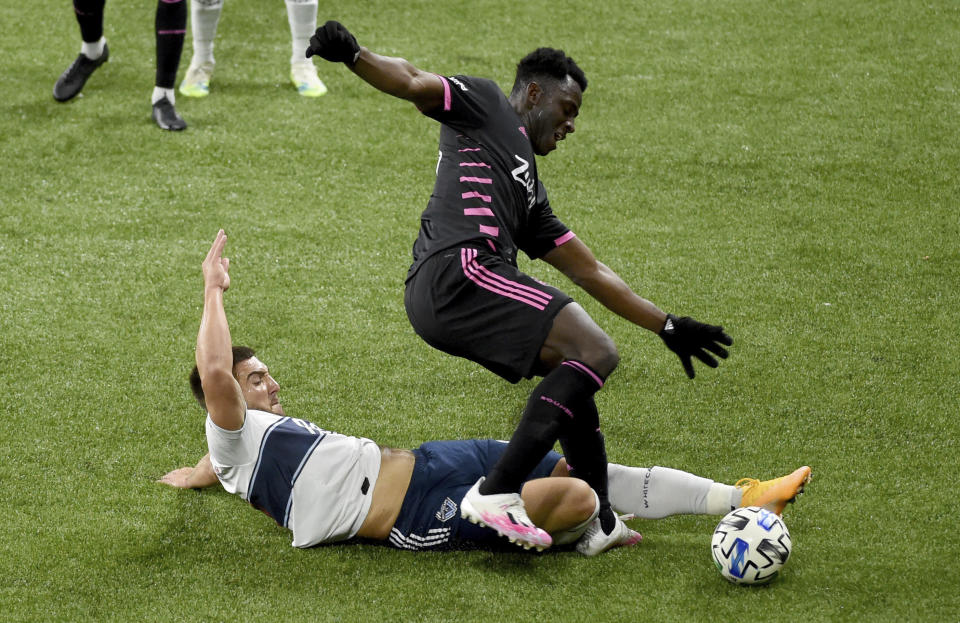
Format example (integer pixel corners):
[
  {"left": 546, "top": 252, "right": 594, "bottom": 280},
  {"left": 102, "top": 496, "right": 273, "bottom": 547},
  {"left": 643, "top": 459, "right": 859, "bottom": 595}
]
[
  {"left": 152, "top": 97, "right": 187, "bottom": 131},
  {"left": 53, "top": 43, "right": 110, "bottom": 102}
]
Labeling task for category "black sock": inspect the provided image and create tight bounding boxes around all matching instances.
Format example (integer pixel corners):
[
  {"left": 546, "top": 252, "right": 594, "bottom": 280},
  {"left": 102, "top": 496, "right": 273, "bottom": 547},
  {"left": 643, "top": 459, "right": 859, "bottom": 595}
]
[
  {"left": 74, "top": 0, "right": 106, "bottom": 43},
  {"left": 559, "top": 411, "right": 617, "bottom": 534},
  {"left": 481, "top": 360, "right": 605, "bottom": 496},
  {"left": 552, "top": 362, "right": 616, "bottom": 535},
  {"left": 155, "top": 0, "right": 186, "bottom": 89}
]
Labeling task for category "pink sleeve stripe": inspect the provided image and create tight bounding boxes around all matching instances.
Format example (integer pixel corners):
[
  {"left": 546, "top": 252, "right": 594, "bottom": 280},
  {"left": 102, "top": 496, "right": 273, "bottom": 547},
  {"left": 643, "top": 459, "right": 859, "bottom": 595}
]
[
  {"left": 562, "top": 360, "right": 604, "bottom": 388},
  {"left": 459, "top": 148, "right": 482, "bottom": 152},
  {"left": 436, "top": 75, "right": 452, "bottom": 111},
  {"left": 459, "top": 162, "right": 491, "bottom": 168},
  {"left": 478, "top": 225, "right": 500, "bottom": 237},
  {"left": 462, "top": 191, "right": 491, "bottom": 203},
  {"left": 158, "top": 29, "right": 186, "bottom": 34},
  {"left": 463, "top": 207, "right": 494, "bottom": 216},
  {"left": 554, "top": 231, "right": 577, "bottom": 246},
  {"left": 459, "top": 176, "right": 493, "bottom": 184}
]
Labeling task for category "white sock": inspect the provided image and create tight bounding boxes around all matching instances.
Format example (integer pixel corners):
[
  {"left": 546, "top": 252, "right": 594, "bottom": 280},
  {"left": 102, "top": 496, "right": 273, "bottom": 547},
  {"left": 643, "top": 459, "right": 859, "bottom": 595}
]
[
  {"left": 607, "top": 464, "right": 741, "bottom": 519},
  {"left": 707, "top": 482, "right": 743, "bottom": 515},
  {"left": 81, "top": 37, "right": 106, "bottom": 61},
  {"left": 152, "top": 86, "right": 175, "bottom": 105},
  {"left": 190, "top": 0, "right": 223, "bottom": 66},
  {"left": 285, "top": 0, "right": 317, "bottom": 65}
]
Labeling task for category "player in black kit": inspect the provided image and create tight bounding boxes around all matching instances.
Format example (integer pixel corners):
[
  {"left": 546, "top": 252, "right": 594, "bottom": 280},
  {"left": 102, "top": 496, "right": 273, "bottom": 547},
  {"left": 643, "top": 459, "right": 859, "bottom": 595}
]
[{"left": 306, "top": 21, "right": 733, "bottom": 554}]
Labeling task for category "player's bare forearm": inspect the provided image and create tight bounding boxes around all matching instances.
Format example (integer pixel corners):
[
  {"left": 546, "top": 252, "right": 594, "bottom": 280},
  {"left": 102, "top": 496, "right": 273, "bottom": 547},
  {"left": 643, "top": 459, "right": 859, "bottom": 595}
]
[
  {"left": 350, "top": 48, "right": 444, "bottom": 112},
  {"left": 578, "top": 263, "right": 667, "bottom": 333},
  {"left": 544, "top": 238, "right": 667, "bottom": 333},
  {"left": 197, "top": 287, "right": 232, "bottom": 380},
  {"left": 197, "top": 231, "right": 245, "bottom": 430},
  {"left": 186, "top": 453, "right": 218, "bottom": 488},
  {"left": 197, "top": 230, "right": 232, "bottom": 384},
  {"left": 159, "top": 454, "right": 219, "bottom": 489}
]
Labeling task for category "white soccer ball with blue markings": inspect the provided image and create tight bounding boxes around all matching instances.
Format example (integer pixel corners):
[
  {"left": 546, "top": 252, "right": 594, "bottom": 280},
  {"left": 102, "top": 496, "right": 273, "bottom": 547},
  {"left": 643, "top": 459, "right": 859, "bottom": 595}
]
[{"left": 711, "top": 506, "right": 792, "bottom": 585}]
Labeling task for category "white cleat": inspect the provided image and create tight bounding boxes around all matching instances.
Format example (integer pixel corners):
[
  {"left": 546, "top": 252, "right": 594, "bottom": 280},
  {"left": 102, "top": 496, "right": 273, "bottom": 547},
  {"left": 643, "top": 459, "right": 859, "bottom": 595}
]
[
  {"left": 576, "top": 514, "right": 642, "bottom": 556},
  {"left": 290, "top": 61, "right": 328, "bottom": 97},
  {"left": 179, "top": 62, "right": 214, "bottom": 98}
]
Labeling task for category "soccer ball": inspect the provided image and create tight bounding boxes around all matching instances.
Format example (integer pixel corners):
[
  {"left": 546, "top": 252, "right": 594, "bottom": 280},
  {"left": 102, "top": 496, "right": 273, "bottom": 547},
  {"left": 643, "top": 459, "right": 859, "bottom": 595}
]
[{"left": 711, "top": 506, "right": 792, "bottom": 585}]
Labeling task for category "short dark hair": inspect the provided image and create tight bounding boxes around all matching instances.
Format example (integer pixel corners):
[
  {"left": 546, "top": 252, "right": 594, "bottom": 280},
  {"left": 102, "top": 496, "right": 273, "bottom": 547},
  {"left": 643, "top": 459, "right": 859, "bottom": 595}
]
[
  {"left": 510, "top": 47, "right": 587, "bottom": 96},
  {"left": 188, "top": 345, "right": 257, "bottom": 410}
]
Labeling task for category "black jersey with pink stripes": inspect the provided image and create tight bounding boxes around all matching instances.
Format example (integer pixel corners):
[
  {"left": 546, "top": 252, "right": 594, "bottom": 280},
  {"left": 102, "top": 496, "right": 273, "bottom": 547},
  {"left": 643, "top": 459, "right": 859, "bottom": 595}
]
[{"left": 407, "top": 75, "right": 574, "bottom": 278}]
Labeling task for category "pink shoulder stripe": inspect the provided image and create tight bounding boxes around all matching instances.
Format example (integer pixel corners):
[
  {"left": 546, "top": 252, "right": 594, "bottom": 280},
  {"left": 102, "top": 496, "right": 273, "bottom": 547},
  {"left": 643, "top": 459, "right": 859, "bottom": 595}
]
[{"left": 435, "top": 75, "right": 452, "bottom": 111}]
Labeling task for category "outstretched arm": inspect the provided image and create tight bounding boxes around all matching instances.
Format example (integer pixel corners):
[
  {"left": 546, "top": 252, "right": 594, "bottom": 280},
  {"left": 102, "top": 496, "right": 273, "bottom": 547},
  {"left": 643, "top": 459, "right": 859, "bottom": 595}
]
[
  {"left": 306, "top": 20, "right": 445, "bottom": 112},
  {"left": 543, "top": 238, "right": 732, "bottom": 378},
  {"left": 197, "top": 230, "right": 246, "bottom": 430},
  {"left": 543, "top": 237, "right": 667, "bottom": 331},
  {"left": 158, "top": 453, "right": 219, "bottom": 489}
]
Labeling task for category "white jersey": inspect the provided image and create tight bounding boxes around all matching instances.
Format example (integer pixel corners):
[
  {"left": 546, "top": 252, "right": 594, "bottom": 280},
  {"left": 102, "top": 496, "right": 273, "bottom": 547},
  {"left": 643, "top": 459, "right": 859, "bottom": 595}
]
[{"left": 205, "top": 409, "right": 381, "bottom": 548}]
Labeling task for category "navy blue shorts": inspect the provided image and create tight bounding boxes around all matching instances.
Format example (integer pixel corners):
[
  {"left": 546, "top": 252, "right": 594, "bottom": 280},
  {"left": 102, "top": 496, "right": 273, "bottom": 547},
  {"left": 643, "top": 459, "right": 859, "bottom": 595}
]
[
  {"left": 387, "top": 439, "right": 562, "bottom": 551},
  {"left": 404, "top": 247, "right": 573, "bottom": 383}
]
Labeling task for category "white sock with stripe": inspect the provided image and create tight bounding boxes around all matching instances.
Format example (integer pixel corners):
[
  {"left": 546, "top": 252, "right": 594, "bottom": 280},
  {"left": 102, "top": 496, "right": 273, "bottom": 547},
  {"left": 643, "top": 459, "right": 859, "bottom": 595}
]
[{"left": 607, "top": 464, "right": 741, "bottom": 518}]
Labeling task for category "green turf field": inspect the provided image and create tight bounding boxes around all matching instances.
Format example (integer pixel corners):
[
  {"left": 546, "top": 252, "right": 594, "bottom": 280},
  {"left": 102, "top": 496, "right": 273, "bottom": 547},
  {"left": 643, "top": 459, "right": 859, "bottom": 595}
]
[{"left": 2, "top": 0, "right": 958, "bottom": 620}]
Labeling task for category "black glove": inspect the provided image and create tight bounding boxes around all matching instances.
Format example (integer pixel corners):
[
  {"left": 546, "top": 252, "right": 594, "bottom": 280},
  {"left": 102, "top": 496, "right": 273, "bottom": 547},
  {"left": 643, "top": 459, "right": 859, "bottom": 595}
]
[
  {"left": 306, "top": 20, "right": 361, "bottom": 64},
  {"left": 659, "top": 314, "right": 733, "bottom": 379}
]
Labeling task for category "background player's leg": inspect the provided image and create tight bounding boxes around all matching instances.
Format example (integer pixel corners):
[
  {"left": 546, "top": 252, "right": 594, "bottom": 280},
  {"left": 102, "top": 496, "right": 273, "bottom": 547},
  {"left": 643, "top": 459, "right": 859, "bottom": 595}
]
[
  {"left": 286, "top": 0, "right": 327, "bottom": 96},
  {"left": 180, "top": 0, "right": 222, "bottom": 97},
  {"left": 74, "top": 0, "right": 106, "bottom": 47},
  {"left": 152, "top": 0, "right": 187, "bottom": 130},
  {"left": 53, "top": 0, "right": 108, "bottom": 101}
]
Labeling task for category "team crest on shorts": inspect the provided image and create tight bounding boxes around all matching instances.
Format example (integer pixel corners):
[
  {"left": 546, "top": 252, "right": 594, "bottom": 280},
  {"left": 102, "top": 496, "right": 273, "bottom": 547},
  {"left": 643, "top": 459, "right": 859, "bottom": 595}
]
[{"left": 436, "top": 497, "right": 458, "bottom": 522}]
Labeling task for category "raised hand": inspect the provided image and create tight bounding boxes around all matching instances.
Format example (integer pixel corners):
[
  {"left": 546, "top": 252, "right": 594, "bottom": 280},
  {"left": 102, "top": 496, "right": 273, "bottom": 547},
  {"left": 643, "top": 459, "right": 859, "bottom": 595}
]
[
  {"left": 306, "top": 20, "right": 361, "bottom": 64},
  {"left": 202, "top": 229, "right": 230, "bottom": 293}
]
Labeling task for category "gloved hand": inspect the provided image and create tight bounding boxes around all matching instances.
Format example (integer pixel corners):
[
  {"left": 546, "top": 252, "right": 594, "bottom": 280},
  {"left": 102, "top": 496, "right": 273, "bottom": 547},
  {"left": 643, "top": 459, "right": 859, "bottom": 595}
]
[
  {"left": 306, "top": 20, "right": 361, "bottom": 64},
  {"left": 659, "top": 314, "right": 733, "bottom": 379}
]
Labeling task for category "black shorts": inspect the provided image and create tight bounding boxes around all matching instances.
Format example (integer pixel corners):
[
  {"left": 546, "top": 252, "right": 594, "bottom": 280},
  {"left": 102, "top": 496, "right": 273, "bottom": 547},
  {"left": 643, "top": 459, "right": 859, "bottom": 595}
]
[{"left": 404, "top": 246, "right": 573, "bottom": 383}]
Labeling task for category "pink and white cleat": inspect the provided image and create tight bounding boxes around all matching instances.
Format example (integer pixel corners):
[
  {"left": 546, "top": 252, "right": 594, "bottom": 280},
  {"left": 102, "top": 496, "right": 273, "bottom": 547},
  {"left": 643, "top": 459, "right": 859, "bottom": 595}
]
[{"left": 460, "top": 478, "right": 552, "bottom": 551}]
